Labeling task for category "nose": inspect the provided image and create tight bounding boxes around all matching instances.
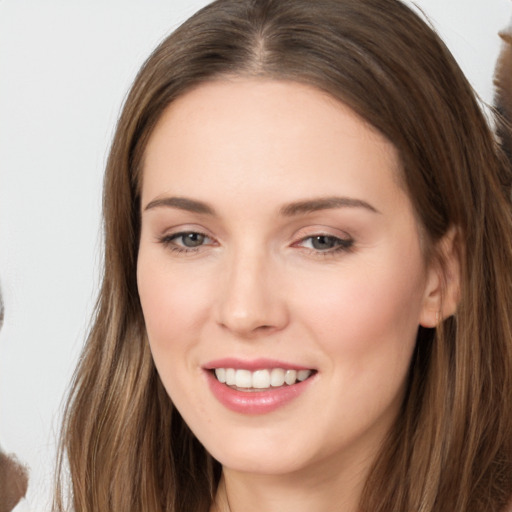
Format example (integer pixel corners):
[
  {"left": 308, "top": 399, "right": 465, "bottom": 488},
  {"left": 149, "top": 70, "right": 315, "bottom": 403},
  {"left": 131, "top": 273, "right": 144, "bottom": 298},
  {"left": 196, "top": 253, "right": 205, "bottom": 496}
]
[{"left": 215, "top": 248, "right": 289, "bottom": 338}]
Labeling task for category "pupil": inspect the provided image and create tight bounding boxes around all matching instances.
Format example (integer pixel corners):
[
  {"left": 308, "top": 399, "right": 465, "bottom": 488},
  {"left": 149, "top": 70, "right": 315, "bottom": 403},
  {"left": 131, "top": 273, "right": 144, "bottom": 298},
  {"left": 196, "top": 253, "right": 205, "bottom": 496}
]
[
  {"left": 312, "top": 236, "right": 334, "bottom": 250},
  {"left": 183, "top": 233, "right": 204, "bottom": 247}
]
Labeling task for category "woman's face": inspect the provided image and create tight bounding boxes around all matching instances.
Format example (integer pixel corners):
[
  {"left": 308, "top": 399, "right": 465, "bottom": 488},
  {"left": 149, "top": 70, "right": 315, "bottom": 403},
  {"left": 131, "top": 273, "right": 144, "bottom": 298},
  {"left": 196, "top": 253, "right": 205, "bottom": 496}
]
[{"left": 137, "top": 79, "right": 438, "bottom": 480}]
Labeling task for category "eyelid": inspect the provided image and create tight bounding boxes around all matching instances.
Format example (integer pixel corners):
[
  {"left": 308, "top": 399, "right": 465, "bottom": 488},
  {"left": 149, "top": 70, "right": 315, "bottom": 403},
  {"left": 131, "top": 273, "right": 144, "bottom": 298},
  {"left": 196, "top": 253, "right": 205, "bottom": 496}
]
[
  {"left": 156, "top": 225, "right": 218, "bottom": 253},
  {"left": 295, "top": 234, "right": 353, "bottom": 248},
  {"left": 173, "top": 231, "right": 213, "bottom": 244},
  {"left": 290, "top": 226, "right": 355, "bottom": 255},
  {"left": 291, "top": 225, "right": 353, "bottom": 243},
  {"left": 297, "top": 235, "right": 353, "bottom": 251},
  {"left": 156, "top": 223, "right": 216, "bottom": 239}
]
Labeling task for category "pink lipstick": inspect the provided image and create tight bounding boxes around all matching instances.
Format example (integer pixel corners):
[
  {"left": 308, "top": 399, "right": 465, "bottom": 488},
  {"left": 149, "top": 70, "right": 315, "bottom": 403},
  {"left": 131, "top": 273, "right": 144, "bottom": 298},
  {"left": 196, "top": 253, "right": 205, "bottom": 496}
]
[{"left": 204, "top": 358, "right": 316, "bottom": 414}]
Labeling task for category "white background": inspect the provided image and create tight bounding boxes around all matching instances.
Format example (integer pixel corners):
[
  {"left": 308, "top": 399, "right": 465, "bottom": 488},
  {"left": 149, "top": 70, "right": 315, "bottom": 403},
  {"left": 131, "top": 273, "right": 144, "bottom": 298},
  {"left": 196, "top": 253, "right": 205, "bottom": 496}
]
[{"left": 0, "top": 0, "right": 511, "bottom": 509}]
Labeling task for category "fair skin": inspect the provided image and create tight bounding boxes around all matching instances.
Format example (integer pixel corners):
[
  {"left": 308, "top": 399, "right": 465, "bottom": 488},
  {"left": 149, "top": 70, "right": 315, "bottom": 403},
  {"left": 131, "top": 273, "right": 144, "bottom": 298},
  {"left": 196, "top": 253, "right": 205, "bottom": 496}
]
[{"left": 137, "top": 79, "right": 445, "bottom": 512}]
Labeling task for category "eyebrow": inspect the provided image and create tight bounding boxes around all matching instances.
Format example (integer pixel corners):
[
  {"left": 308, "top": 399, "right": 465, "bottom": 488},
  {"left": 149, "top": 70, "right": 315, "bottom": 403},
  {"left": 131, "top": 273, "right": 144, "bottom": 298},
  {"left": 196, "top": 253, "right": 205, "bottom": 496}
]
[
  {"left": 143, "top": 195, "right": 379, "bottom": 216},
  {"left": 144, "top": 196, "right": 216, "bottom": 215},
  {"left": 280, "top": 196, "right": 379, "bottom": 216}
]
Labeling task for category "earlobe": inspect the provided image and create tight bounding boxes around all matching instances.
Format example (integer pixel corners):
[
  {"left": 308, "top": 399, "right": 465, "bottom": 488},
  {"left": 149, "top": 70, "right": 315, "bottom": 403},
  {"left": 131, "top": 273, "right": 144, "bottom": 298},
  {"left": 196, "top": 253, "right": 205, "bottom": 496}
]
[{"left": 419, "top": 226, "right": 461, "bottom": 328}]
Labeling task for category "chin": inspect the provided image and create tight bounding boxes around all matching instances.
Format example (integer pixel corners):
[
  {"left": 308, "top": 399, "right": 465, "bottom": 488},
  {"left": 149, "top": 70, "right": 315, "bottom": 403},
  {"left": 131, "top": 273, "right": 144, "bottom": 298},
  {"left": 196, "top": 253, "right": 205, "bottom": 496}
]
[{"left": 212, "top": 448, "right": 310, "bottom": 476}]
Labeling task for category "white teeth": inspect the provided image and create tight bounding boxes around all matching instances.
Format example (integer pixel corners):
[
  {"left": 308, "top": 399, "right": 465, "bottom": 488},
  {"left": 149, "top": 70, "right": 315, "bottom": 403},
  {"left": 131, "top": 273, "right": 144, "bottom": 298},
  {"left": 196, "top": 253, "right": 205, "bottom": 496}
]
[
  {"left": 226, "top": 368, "right": 236, "bottom": 386},
  {"left": 252, "top": 369, "right": 270, "bottom": 389},
  {"left": 215, "top": 368, "right": 226, "bottom": 383},
  {"left": 284, "top": 369, "right": 297, "bottom": 385},
  {"left": 270, "top": 368, "right": 285, "bottom": 386},
  {"left": 213, "top": 368, "right": 312, "bottom": 389},
  {"left": 297, "top": 369, "right": 311, "bottom": 381},
  {"left": 235, "top": 369, "right": 252, "bottom": 388}
]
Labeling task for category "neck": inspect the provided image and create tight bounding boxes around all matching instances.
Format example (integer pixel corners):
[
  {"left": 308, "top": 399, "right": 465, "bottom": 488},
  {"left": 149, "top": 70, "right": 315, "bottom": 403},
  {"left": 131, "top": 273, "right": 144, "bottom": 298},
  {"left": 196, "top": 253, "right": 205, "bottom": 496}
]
[{"left": 212, "top": 454, "right": 369, "bottom": 512}]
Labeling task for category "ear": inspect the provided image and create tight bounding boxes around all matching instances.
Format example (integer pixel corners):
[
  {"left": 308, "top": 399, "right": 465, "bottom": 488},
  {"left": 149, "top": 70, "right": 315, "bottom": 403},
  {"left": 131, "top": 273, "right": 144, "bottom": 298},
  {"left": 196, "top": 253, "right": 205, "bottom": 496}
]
[{"left": 419, "top": 226, "right": 461, "bottom": 328}]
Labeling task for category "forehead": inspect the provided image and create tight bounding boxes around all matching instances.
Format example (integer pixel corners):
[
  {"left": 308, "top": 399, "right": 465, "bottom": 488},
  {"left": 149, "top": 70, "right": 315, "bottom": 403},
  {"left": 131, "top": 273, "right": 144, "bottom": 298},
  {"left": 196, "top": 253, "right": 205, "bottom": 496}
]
[
  {"left": 141, "top": 79, "right": 404, "bottom": 211},
  {"left": 145, "top": 78, "right": 393, "bottom": 157}
]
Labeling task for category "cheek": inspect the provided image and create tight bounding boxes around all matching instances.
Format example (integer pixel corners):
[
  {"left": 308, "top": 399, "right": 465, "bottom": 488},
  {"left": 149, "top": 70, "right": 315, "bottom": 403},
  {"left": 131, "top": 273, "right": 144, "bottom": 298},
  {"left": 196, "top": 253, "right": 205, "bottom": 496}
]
[
  {"left": 289, "top": 258, "right": 426, "bottom": 436},
  {"left": 136, "top": 253, "right": 212, "bottom": 361},
  {"left": 292, "top": 255, "right": 426, "bottom": 365},
  {"left": 137, "top": 256, "right": 215, "bottom": 419}
]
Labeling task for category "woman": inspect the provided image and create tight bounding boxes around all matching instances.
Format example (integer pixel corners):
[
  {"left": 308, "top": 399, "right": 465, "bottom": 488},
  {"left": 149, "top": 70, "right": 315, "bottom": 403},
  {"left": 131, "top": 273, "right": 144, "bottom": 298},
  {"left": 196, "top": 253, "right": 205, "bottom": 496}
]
[{"left": 54, "top": 0, "right": 512, "bottom": 510}]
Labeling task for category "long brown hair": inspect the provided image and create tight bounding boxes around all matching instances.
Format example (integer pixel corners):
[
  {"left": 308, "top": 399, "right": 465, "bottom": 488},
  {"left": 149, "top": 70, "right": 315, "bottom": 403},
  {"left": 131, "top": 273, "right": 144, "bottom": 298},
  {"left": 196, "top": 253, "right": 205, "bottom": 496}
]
[{"left": 54, "top": 1, "right": 512, "bottom": 510}]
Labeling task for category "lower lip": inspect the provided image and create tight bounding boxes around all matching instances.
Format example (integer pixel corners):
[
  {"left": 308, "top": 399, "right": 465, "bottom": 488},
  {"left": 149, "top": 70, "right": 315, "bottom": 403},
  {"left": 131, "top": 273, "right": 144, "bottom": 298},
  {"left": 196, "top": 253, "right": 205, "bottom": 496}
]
[{"left": 205, "top": 371, "right": 315, "bottom": 415}]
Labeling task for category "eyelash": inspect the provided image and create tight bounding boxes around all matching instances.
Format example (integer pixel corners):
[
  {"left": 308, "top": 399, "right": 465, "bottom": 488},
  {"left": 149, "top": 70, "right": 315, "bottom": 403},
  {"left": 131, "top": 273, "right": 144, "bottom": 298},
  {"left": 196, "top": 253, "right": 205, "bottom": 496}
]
[
  {"left": 157, "top": 232, "right": 354, "bottom": 256},
  {"left": 296, "top": 234, "right": 354, "bottom": 256},
  {"left": 158, "top": 231, "right": 214, "bottom": 254}
]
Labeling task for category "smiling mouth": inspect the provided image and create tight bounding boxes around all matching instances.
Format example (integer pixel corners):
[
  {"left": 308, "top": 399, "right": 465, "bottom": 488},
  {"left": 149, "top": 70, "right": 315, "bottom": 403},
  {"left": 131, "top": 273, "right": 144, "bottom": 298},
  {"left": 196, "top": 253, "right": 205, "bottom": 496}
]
[{"left": 213, "top": 368, "right": 314, "bottom": 391}]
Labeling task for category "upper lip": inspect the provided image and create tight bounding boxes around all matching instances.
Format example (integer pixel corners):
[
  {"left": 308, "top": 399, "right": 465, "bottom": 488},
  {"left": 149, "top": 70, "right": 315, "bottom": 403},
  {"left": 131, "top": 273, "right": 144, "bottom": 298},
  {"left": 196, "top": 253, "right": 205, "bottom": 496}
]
[{"left": 203, "top": 357, "right": 314, "bottom": 372}]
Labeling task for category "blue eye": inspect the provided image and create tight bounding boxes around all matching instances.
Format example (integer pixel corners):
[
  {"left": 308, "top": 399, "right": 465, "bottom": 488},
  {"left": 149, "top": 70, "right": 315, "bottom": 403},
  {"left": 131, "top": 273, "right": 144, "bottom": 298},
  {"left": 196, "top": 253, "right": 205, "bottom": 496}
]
[
  {"left": 174, "top": 232, "right": 207, "bottom": 248},
  {"left": 159, "top": 231, "right": 213, "bottom": 252},
  {"left": 300, "top": 235, "right": 353, "bottom": 252}
]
